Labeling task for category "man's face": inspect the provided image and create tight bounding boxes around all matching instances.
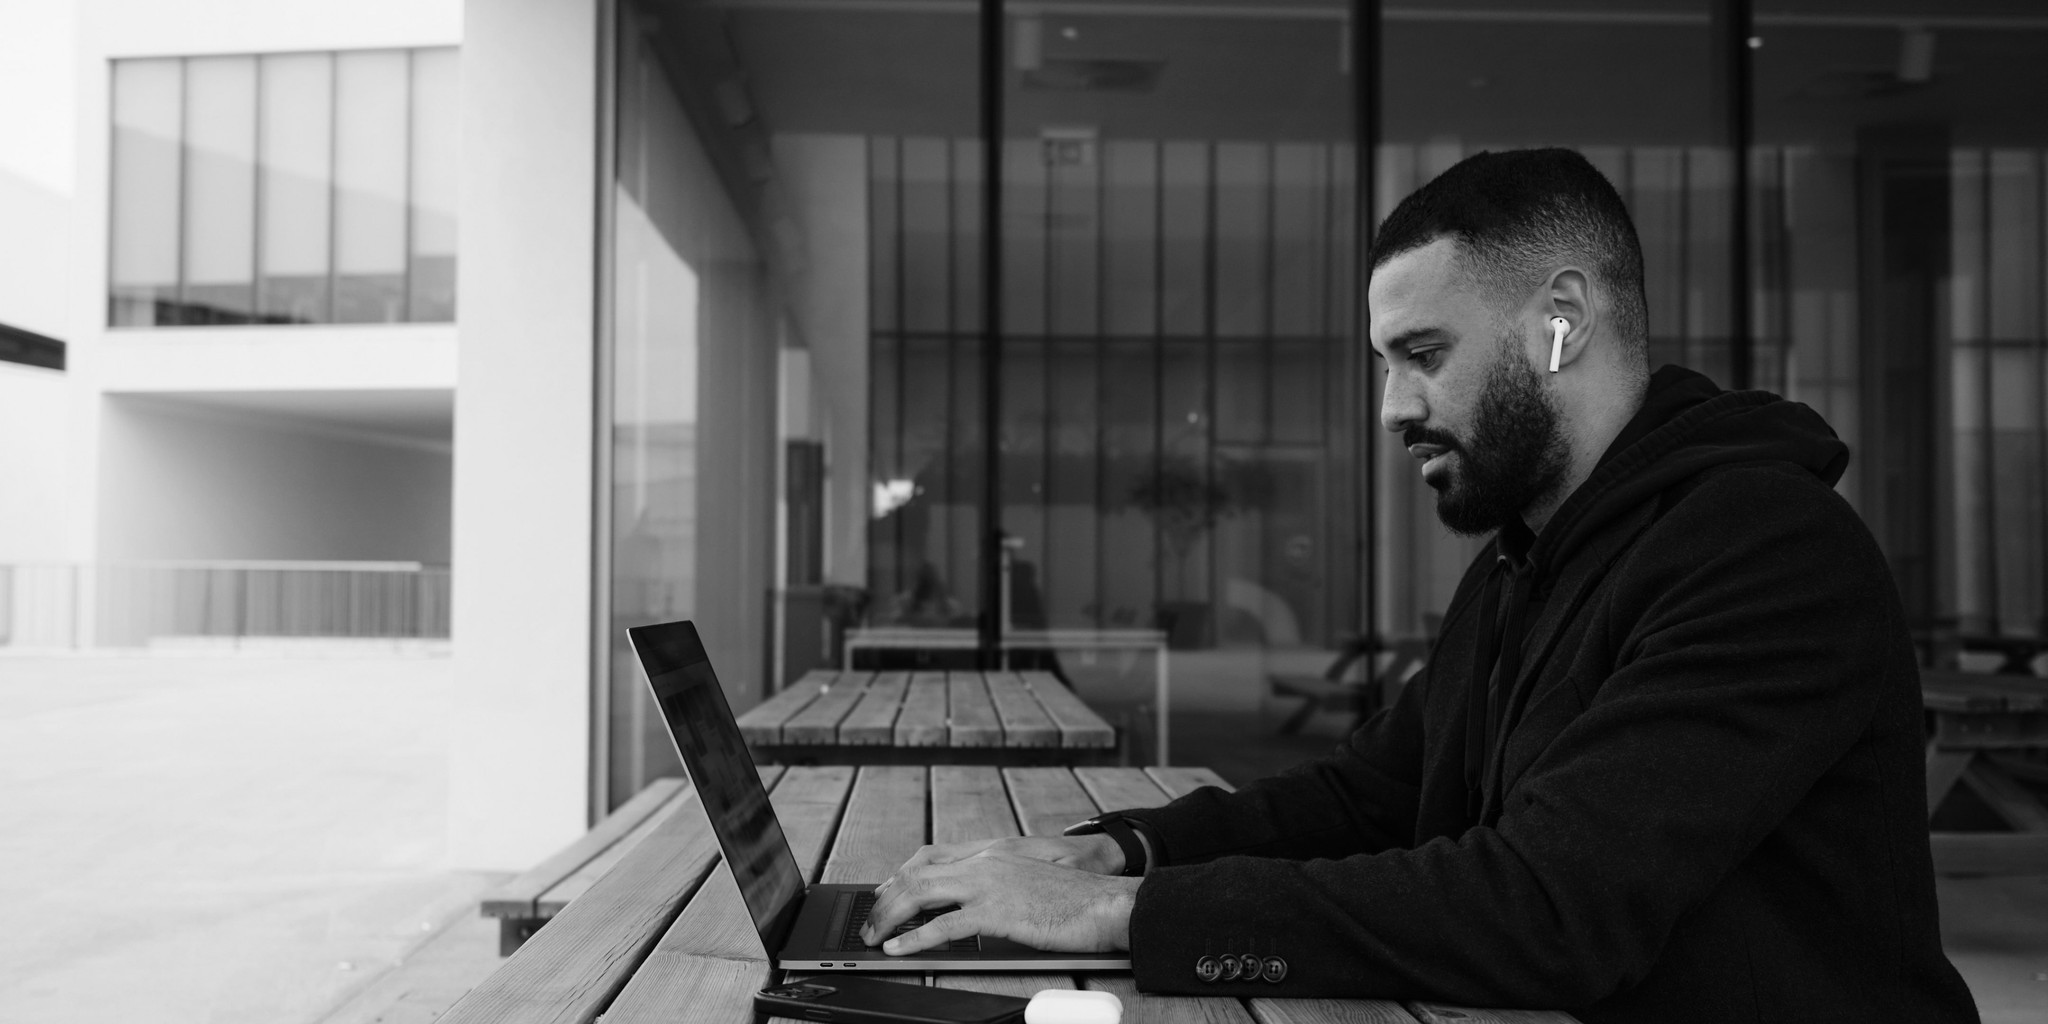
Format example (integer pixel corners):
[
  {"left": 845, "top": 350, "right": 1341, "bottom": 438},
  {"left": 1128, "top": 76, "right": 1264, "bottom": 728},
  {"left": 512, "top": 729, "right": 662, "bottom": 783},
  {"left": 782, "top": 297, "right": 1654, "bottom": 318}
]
[{"left": 1369, "top": 239, "right": 1569, "bottom": 537}]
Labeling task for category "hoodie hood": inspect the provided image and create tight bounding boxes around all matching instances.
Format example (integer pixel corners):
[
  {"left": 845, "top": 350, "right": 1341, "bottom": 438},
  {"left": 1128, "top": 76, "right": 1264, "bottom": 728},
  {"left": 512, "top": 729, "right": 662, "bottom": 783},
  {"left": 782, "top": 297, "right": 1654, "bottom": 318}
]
[{"left": 1529, "top": 365, "right": 1850, "bottom": 576}]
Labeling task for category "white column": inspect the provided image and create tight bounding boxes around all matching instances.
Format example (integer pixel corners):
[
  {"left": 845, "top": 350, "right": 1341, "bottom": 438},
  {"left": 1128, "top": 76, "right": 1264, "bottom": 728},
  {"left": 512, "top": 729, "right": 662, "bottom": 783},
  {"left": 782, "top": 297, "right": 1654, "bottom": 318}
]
[{"left": 449, "top": 0, "right": 597, "bottom": 870}]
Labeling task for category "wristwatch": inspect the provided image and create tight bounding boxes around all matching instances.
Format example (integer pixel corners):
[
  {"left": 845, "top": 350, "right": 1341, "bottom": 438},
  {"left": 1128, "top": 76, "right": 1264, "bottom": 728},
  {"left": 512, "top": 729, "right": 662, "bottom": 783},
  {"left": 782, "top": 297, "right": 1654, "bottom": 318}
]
[{"left": 1062, "top": 813, "right": 1152, "bottom": 877}]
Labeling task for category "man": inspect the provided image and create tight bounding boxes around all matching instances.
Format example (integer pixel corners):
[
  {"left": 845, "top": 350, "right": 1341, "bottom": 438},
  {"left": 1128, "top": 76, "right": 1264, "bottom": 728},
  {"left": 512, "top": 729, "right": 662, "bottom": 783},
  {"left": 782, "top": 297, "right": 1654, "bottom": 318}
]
[{"left": 860, "top": 149, "right": 1979, "bottom": 1023}]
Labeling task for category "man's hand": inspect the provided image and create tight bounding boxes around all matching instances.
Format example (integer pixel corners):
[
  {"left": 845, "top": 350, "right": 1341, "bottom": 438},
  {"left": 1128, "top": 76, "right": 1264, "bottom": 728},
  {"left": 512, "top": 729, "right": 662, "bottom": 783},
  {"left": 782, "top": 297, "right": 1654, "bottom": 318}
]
[{"left": 860, "top": 847, "right": 1140, "bottom": 955}]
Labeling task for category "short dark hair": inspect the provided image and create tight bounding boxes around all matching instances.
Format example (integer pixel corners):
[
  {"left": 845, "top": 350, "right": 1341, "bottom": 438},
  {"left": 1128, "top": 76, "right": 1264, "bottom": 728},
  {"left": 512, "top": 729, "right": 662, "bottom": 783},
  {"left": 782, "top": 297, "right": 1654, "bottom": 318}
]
[{"left": 1369, "top": 148, "right": 1648, "bottom": 363}]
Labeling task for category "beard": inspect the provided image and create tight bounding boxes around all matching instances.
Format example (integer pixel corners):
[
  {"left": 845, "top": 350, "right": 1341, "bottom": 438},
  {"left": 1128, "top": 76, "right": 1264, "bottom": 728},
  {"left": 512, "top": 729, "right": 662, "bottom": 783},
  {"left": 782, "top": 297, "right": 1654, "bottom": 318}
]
[{"left": 1408, "top": 333, "right": 1570, "bottom": 537}]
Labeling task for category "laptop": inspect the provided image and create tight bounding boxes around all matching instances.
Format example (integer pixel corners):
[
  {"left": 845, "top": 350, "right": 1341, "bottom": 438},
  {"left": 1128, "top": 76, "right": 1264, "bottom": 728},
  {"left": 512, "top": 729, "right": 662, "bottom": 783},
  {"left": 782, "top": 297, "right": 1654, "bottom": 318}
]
[{"left": 628, "top": 619, "right": 1131, "bottom": 971}]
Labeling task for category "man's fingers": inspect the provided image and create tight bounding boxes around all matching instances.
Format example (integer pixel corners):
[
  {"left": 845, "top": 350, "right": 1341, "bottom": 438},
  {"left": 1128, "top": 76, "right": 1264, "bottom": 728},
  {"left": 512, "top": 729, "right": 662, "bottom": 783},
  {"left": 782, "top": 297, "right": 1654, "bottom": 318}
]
[
  {"left": 882, "top": 907, "right": 976, "bottom": 956},
  {"left": 860, "top": 871, "right": 961, "bottom": 945}
]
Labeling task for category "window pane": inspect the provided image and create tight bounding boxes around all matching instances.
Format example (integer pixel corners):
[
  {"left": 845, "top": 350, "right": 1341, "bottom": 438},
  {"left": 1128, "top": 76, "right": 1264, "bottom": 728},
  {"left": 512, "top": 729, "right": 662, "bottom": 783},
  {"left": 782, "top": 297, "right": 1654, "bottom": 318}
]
[
  {"left": 258, "top": 52, "right": 333, "bottom": 324},
  {"left": 333, "top": 50, "right": 409, "bottom": 323},
  {"left": 180, "top": 56, "right": 258, "bottom": 324},
  {"left": 408, "top": 47, "right": 458, "bottom": 321},
  {"left": 109, "top": 59, "right": 183, "bottom": 327},
  {"left": 1755, "top": 11, "right": 2048, "bottom": 641}
]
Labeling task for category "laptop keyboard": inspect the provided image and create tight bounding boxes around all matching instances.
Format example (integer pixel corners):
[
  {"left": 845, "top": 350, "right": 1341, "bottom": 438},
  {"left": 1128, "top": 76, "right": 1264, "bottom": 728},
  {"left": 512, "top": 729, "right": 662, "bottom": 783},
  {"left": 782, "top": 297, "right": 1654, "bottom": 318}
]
[{"left": 837, "top": 891, "right": 979, "bottom": 952}]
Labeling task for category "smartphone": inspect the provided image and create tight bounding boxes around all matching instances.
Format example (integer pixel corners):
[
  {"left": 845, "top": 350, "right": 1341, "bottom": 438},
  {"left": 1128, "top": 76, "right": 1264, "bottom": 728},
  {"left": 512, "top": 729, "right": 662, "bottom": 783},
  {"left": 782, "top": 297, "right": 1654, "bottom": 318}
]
[{"left": 753, "top": 977, "right": 1028, "bottom": 1024}]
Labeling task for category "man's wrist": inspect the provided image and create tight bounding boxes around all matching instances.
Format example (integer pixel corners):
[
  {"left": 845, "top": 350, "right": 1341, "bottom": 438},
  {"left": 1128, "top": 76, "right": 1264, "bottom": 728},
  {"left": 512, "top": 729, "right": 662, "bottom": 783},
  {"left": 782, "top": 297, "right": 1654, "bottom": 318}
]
[
  {"left": 1095, "top": 875, "right": 1140, "bottom": 951},
  {"left": 1063, "top": 813, "right": 1156, "bottom": 876},
  {"left": 1085, "top": 832, "right": 1126, "bottom": 874}
]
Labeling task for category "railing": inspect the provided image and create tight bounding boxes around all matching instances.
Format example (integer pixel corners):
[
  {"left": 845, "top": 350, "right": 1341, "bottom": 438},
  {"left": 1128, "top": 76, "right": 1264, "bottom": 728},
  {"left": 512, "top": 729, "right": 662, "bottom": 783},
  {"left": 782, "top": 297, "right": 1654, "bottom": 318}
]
[{"left": 0, "top": 561, "right": 451, "bottom": 650}]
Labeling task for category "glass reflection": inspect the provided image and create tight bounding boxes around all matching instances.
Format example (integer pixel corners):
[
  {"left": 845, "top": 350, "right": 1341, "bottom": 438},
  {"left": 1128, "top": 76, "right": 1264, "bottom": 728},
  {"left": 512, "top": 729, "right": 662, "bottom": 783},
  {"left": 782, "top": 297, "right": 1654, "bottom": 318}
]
[
  {"left": 1753, "top": 7, "right": 2048, "bottom": 647},
  {"left": 258, "top": 53, "right": 335, "bottom": 323}
]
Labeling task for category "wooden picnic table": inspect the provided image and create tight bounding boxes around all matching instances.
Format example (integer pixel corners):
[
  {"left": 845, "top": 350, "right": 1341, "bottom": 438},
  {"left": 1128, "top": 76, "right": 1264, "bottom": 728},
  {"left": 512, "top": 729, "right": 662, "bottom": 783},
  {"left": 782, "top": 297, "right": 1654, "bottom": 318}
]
[
  {"left": 441, "top": 765, "right": 1581, "bottom": 1024},
  {"left": 739, "top": 670, "right": 1118, "bottom": 766},
  {"left": 844, "top": 628, "right": 1174, "bottom": 763},
  {"left": 1922, "top": 669, "right": 2048, "bottom": 875}
]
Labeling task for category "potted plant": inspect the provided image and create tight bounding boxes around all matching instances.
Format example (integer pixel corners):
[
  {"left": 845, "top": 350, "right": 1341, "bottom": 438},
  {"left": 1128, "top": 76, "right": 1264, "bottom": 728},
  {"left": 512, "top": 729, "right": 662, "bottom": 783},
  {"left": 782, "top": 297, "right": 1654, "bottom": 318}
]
[{"left": 1126, "top": 454, "right": 1261, "bottom": 648}]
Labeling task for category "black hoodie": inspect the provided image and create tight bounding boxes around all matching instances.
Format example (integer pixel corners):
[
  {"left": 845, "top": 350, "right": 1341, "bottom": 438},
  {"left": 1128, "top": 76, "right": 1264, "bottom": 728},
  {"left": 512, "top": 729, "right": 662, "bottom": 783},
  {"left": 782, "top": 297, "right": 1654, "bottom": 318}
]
[{"left": 1119, "top": 367, "right": 1979, "bottom": 1023}]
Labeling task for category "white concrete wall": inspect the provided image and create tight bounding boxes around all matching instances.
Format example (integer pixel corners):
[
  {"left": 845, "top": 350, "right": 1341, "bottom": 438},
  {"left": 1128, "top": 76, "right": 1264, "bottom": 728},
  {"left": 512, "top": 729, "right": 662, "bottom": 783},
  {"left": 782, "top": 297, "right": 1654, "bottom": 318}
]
[
  {"left": 0, "top": 2, "right": 77, "bottom": 195},
  {"left": 447, "top": 0, "right": 595, "bottom": 870},
  {"left": 0, "top": 365, "right": 73, "bottom": 564},
  {"left": 97, "top": 397, "right": 452, "bottom": 563},
  {"left": 60, "top": 0, "right": 466, "bottom": 568},
  {"left": 80, "top": 0, "right": 458, "bottom": 59},
  {"left": 0, "top": 169, "right": 73, "bottom": 339},
  {"left": 0, "top": 169, "right": 76, "bottom": 564},
  {"left": 95, "top": 326, "right": 457, "bottom": 393},
  {"left": 773, "top": 134, "right": 870, "bottom": 587}
]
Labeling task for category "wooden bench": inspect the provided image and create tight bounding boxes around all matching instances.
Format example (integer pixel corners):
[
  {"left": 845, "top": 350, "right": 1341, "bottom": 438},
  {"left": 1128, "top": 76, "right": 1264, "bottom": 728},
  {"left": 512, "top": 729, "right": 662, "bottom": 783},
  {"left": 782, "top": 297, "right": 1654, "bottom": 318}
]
[
  {"left": 440, "top": 763, "right": 1584, "bottom": 1024},
  {"left": 1922, "top": 669, "right": 2048, "bottom": 876},
  {"left": 477, "top": 776, "right": 694, "bottom": 955},
  {"left": 1269, "top": 635, "right": 1429, "bottom": 735},
  {"left": 738, "top": 669, "right": 1117, "bottom": 766}
]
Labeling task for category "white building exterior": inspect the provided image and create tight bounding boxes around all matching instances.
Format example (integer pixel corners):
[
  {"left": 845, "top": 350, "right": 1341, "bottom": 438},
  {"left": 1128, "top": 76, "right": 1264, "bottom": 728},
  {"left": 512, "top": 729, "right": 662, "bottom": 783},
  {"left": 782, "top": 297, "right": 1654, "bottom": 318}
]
[{"left": 0, "top": 0, "right": 551, "bottom": 871}]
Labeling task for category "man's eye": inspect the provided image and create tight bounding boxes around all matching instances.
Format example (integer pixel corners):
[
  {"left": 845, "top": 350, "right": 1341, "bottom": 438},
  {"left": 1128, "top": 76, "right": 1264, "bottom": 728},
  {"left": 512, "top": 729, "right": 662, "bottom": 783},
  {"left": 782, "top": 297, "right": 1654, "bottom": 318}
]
[{"left": 1411, "top": 349, "right": 1441, "bottom": 371}]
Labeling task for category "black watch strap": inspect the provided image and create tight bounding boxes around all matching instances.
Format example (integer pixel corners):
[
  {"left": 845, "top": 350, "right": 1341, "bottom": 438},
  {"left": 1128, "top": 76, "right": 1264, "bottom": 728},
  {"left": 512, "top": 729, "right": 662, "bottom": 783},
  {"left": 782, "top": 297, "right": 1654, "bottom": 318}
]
[{"left": 1064, "top": 814, "right": 1148, "bottom": 877}]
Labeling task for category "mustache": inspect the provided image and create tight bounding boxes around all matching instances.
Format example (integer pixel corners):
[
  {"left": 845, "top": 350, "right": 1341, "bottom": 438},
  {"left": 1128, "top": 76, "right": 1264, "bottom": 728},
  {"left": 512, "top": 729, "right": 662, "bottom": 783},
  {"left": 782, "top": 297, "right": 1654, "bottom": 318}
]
[{"left": 1402, "top": 427, "right": 1461, "bottom": 451}]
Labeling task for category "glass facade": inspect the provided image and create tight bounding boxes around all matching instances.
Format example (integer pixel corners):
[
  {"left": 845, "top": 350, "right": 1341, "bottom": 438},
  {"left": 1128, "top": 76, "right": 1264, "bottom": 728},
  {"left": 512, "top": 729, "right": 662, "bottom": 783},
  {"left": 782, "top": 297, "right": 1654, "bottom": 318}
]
[
  {"left": 602, "top": 7, "right": 798, "bottom": 800},
  {"left": 597, "top": 0, "right": 2048, "bottom": 800},
  {"left": 1752, "top": 6, "right": 2048, "bottom": 647},
  {"left": 108, "top": 47, "right": 458, "bottom": 327}
]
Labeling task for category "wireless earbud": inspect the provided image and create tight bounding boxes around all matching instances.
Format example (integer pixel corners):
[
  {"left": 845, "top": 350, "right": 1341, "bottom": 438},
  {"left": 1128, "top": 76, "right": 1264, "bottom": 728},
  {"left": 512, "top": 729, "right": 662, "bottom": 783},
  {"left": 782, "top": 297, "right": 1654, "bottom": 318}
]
[{"left": 1547, "top": 316, "right": 1570, "bottom": 373}]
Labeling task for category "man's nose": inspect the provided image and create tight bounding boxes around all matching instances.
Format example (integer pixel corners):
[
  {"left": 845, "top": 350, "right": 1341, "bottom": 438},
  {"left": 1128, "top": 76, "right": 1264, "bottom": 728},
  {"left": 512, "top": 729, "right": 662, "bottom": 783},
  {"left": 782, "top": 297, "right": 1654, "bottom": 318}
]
[{"left": 1380, "top": 372, "right": 1423, "bottom": 434}]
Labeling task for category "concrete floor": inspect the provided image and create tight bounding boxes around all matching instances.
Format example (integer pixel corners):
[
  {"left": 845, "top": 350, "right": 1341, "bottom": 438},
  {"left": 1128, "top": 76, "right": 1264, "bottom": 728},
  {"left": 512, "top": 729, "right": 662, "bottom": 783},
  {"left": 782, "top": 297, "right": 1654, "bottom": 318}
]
[
  {"left": 0, "top": 653, "right": 496, "bottom": 1024},
  {"left": 0, "top": 650, "right": 2042, "bottom": 1024}
]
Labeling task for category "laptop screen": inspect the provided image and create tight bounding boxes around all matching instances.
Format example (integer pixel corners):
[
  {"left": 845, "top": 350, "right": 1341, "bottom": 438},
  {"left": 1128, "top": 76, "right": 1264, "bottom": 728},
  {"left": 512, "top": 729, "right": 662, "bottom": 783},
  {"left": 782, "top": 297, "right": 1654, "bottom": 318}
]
[{"left": 630, "top": 621, "right": 804, "bottom": 952}]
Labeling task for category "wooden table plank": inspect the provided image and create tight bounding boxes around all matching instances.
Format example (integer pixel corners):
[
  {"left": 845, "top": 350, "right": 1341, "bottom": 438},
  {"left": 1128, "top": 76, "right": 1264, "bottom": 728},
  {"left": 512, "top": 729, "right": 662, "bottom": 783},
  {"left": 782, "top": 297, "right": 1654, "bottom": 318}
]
[
  {"left": 1931, "top": 833, "right": 2048, "bottom": 875},
  {"left": 438, "top": 767, "right": 786, "bottom": 1024},
  {"left": 1921, "top": 670, "right": 2048, "bottom": 712},
  {"left": 1926, "top": 748, "right": 1974, "bottom": 812},
  {"left": 1149, "top": 766, "right": 1234, "bottom": 797},
  {"left": 783, "top": 673, "right": 874, "bottom": 745},
  {"left": 1019, "top": 670, "right": 1117, "bottom": 748},
  {"left": 1251, "top": 999, "right": 1423, "bottom": 1023},
  {"left": 534, "top": 783, "right": 695, "bottom": 916},
  {"left": 600, "top": 767, "right": 852, "bottom": 1024},
  {"left": 1086, "top": 974, "right": 1254, "bottom": 1024},
  {"left": 931, "top": 765, "right": 1023, "bottom": 844},
  {"left": 480, "top": 775, "right": 688, "bottom": 919},
  {"left": 988, "top": 672, "right": 1061, "bottom": 747},
  {"left": 1074, "top": 767, "right": 1172, "bottom": 814},
  {"left": 738, "top": 673, "right": 834, "bottom": 745},
  {"left": 934, "top": 971, "right": 1077, "bottom": 999},
  {"left": 839, "top": 672, "right": 911, "bottom": 744},
  {"left": 824, "top": 765, "right": 929, "bottom": 882},
  {"left": 1961, "top": 760, "right": 2048, "bottom": 832},
  {"left": 1407, "top": 1004, "right": 1581, "bottom": 1024},
  {"left": 774, "top": 766, "right": 860, "bottom": 881},
  {"left": 948, "top": 672, "right": 1005, "bottom": 747},
  {"left": 1005, "top": 766, "right": 1101, "bottom": 838},
  {"left": 895, "top": 673, "right": 951, "bottom": 746}
]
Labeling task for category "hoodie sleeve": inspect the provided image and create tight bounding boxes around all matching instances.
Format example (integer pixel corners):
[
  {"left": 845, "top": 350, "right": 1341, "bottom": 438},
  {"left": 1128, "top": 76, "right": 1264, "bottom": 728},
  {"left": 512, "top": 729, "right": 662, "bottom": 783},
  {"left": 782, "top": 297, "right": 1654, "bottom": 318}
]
[
  {"left": 1121, "top": 466, "right": 1900, "bottom": 1005},
  {"left": 1116, "top": 660, "right": 1430, "bottom": 864}
]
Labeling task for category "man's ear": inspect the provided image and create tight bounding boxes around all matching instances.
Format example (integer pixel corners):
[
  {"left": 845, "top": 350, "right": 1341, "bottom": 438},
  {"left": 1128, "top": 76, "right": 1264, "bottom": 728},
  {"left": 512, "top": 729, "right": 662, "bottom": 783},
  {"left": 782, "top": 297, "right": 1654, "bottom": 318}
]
[{"left": 1545, "top": 267, "right": 1596, "bottom": 370}]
